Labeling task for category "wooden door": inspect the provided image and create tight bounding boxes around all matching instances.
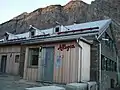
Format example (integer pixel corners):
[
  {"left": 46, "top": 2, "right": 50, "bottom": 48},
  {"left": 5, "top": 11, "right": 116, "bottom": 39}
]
[
  {"left": 0, "top": 55, "right": 7, "bottom": 73},
  {"left": 41, "top": 47, "right": 54, "bottom": 82}
]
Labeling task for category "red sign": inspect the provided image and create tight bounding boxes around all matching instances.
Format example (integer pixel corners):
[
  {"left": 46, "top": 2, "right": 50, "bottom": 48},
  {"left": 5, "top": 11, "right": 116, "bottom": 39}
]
[{"left": 58, "top": 44, "right": 75, "bottom": 51}]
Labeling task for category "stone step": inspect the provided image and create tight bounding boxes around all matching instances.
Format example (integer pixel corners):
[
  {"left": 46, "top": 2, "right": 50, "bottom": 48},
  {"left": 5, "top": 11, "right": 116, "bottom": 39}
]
[{"left": 25, "top": 86, "right": 65, "bottom": 90}]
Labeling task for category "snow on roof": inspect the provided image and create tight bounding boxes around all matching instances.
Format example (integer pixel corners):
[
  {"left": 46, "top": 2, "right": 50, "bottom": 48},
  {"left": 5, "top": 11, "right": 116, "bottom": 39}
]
[
  {"left": 40, "top": 28, "right": 54, "bottom": 34},
  {"left": 2, "top": 19, "right": 111, "bottom": 41},
  {"left": 15, "top": 32, "right": 29, "bottom": 39},
  {"left": 65, "top": 19, "right": 111, "bottom": 31},
  {"left": 0, "top": 38, "right": 4, "bottom": 42},
  {"left": 37, "top": 19, "right": 111, "bottom": 34}
]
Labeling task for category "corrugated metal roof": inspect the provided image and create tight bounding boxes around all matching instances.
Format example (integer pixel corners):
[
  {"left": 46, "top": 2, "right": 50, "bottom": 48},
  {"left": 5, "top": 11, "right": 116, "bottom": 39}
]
[
  {"left": 58, "top": 19, "right": 110, "bottom": 33},
  {"left": 1, "top": 19, "right": 111, "bottom": 44},
  {"left": 22, "top": 31, "right": 98, "bottom": 45},
  {"left": 31, "top": 19, "right": 111, "bottom": 35}
]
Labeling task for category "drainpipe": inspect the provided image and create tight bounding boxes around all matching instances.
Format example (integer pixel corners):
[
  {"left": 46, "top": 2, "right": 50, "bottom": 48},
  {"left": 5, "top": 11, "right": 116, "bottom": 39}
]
[
  {"left": 98, "top": 41, "right": 102, "bottom": 90},
  {"left": 96, "top": 36, "right": 102, "bottom": 90}
]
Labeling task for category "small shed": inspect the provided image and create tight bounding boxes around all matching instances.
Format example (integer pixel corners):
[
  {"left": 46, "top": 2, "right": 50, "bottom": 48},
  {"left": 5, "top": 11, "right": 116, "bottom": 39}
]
[{"left": 23, "top": 36, "right": 91, "bottom": 83}]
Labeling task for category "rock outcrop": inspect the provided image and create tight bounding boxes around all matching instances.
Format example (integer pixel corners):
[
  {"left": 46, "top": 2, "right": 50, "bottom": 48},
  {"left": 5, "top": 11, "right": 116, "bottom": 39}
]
[{"left": 0, "top": 0, "right": 88, "bottom": 38}]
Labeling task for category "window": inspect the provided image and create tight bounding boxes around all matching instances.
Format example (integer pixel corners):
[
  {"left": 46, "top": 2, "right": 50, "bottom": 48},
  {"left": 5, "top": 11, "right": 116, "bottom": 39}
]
[
  {"left": 106, "top": 58, "right": 109, "bottom": 71},
  {"left": 111, "top": 79, "right": 115, "bottom": 88},
  {"left": 30, "top": 31, "right": 35, "bottom": 37},
  {"left": 111, "top": 61, "right": 114, "bottom": 71},
  {"left": 108, "top": 59, "right": 111, "bottom": 71},
  {"left": 28, "top": 48, "right": 39, "bottom": 66},
  {"left": 101, "top": 55, "right": 117, "bottom": 72},
  {"left": 4, "top": 33, "right": 9, "bottom": 40},
  {"left": 110, "top": 60, "right": 112, "bottom": 71},
  {"left": 101, "top": 55, "right": 106, "bottom": 70},
  {"left": 55, "top": 27, "right": 60, "bottom": 32},
  {"left": 5, "top": 35, "right": 9, "bottom": 40},
  {"left": 114, "top": 62, "right": 117, "bottom": 72},
  {"left": 15, "top": 55, "right": 20, "bottom": 63}
]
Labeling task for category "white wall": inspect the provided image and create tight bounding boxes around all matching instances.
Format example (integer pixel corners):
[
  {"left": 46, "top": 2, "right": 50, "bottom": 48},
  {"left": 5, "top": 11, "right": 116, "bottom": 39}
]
[{"left": 79, "top": 40, "right": 90, "bottom": 82}]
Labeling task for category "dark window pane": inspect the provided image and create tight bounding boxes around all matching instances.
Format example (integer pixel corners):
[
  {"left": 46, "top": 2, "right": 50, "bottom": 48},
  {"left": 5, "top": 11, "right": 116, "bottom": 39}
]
[
  {"left": 31, "top": 31, "right": 35, "bottom": 37},
  {"left": 110, "top": 60, "right": 112, "bottom": 71},
  {"left": 112, "top": 61, "right": 114, "bottom": 72},
  {"left": 15, "top": 55, "right": 20, "bottom": 63},
  {"left": 31, "top": 55, "right": 38, "bottom": 65},
  {"left": 101, "top": 55, "right": 105, "bottom": 70},
  {"left": 29, "top": 48, "right": 39, "bottom": 66},
  {"left": 55, "top": 27, "right": 59, "bottom": 32}
]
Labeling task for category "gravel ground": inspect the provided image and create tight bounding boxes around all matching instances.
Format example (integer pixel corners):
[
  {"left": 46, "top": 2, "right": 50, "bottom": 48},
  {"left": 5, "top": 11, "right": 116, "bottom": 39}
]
[
  {"left": 0, "top": 74, "right": 65, "bottom": 90},
  {"left": 0, "top": 74, "right": 42, "bottom": 90},
  {"left": 0, "top": 74, "right": 119, "bottom": 90}
]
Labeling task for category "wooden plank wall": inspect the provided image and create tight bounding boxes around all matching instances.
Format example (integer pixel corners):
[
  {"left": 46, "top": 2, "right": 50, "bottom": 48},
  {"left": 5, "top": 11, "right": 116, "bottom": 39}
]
[
  {"left": 25, "top": 68, "right": 38, "bottom": 81},
  {"left": 54, "top": 42, "right": 80, "bottom": 83},
  {"left": 24, "top": 41, "right": 80, "bottom": 83},
  {"left": 0, "top": 46, "right": 20, "bottom": 75},
  {"left": 23, "top": 47, "right": 39, "bottom": 81}
]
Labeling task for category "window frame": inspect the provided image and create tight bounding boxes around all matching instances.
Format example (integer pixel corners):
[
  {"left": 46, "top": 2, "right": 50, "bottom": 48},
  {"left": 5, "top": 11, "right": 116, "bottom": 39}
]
[
  {"left": 15, "top": 55, "right": 20, "bottom": 63},
  {"left": 28, "top": 48, "right": 39, "bottom": 67},
  {"left": 55, "top": 27, "right": 60, "bottom": 32}
]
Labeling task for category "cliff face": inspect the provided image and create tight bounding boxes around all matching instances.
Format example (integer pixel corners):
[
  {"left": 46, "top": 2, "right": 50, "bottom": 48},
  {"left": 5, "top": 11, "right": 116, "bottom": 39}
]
[
  {"left": 89, "top": 0, "right": 120, "bottom": 21},
  {"left": 0, "top": 0, "right": 120, "bottom": 39},
  {"left": 0, "top": 0, "right": 88, "bottom": 38},
  {"left": 88, "top": 0, "right": 120, "bottom": 37}
]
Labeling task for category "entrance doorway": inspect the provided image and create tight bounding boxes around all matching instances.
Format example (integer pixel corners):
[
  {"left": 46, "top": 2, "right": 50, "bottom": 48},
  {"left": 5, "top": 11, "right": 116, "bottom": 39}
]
[
  {"left": 41, "top": 47, "right": 54, "bottom": 82},
  {"left": 0, "top": 55, "right": 7, "bottom": 73}
]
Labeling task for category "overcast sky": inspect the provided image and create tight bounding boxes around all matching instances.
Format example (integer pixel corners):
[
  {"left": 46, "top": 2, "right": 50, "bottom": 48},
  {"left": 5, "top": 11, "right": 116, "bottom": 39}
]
[{"left": 0, "top": 0, "right": 94, "bottom": 24}]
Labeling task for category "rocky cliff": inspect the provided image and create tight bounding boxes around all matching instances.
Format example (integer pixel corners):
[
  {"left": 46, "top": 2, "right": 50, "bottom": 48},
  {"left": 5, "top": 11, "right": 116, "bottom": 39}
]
[
  {"left": 0, "top": 0, "right": 88, "bottom": 37},
  {"left": 0, "top": 0, "right": 120, "bottom": 39},
  {"left": 88, "top": 0, "right": 120, "bottom": 38}
]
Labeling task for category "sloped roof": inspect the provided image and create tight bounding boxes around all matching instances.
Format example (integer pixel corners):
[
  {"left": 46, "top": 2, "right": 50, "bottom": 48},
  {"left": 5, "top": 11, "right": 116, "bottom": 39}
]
[
  {"left": 0, "top": 19, "right": 111, "bottom": 43},
  {"left": 65, "top": 19, "right": 111, "bottom": 32},
  {"left": 30, "top": 19, "right": 111, "bottom": 35}
]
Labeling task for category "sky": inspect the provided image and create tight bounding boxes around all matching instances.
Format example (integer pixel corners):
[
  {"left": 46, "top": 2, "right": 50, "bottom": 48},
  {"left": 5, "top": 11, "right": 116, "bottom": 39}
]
[{"left": 0, "top": 0, "right": 94, "bottom": 24}]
